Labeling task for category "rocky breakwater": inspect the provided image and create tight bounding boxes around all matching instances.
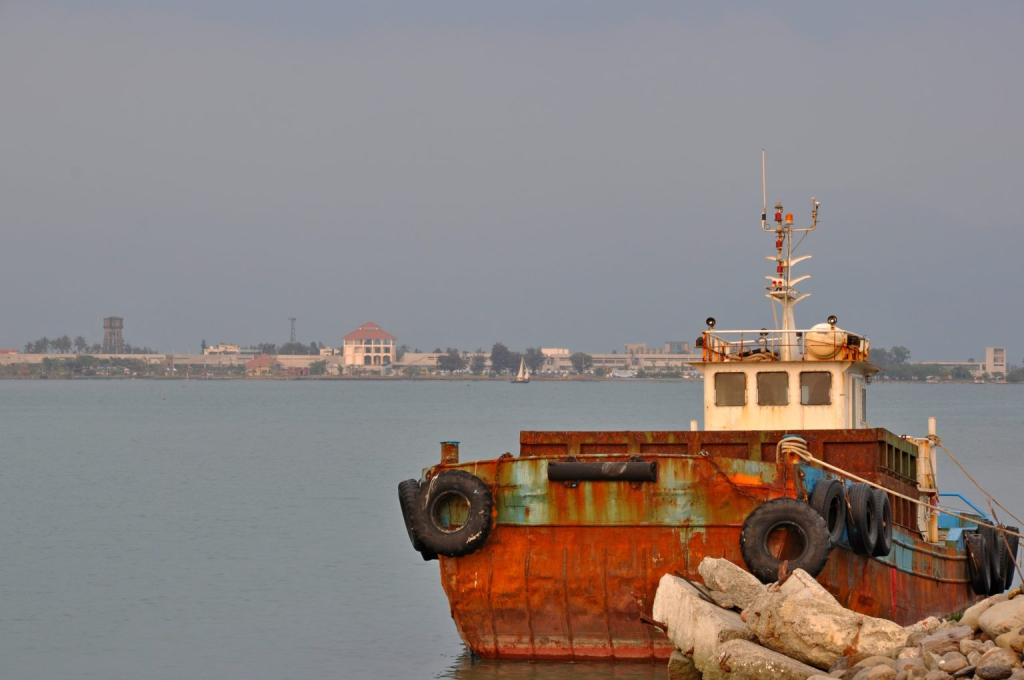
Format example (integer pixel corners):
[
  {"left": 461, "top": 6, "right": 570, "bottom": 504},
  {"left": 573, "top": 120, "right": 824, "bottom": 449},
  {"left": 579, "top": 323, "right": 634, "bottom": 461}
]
[{"left": 653, "top": 557, "right": 1024, "bottom": 680}]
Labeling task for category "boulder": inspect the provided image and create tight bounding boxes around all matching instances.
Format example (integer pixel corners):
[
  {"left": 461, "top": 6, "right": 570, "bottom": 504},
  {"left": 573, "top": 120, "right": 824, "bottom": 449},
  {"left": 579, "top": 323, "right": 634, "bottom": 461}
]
[
  {"left": 904, "top": 617, "right": 943, "bottom": 645},
  {"left": 653, "top": 573, "right": 755, "bottom": 673},
  {"left": 702, "top": 638, "right": 822, "bottom": 680},
  {"left": 698, "top": 557, "right": 768, "bottom": 610},
  {"left": 779, "top": 569, "right": 842, "bottom": 608},
  {"left": 744, "top": 589, "right": 908, "bottom": 669},
  {"left": 962, "top": 638, "right": 986, "bottom": 656},
  {"left": 668, "top": 649, "right": 702, "bottom": 680},
  {"left": 853, "top": 655, "right": 895, "bottom": 669},
  {"left": 974, "top": 646, "right": 1022, "bottom": 679},
  {"left": 980, "top": 598, "right": 1024, "bottom": 638},
  {"left": 917, "top": 627, "right": 974, "bottom": 656},
  {"left": 862, "top": 667, "right": 897, "bottom": 679},
  {"left": 709, "top": 590, "right": 737, "bottom": 610},
  {"left": 963, "top": 596, "right": 1009, "bottom": 632},
  {"left": 936, "top": 651, "right": 968, "bottom": 673},
  {"left": 922, "top": 671, "right": 953, "bottom": 680},
  {"left": 894, "top": 657, "right": 926, "bottom": 674},
  {"left": 921, "top": 651, "right": 942, "bottom": 671},
  {"left": 995, "top": 628, "right": 1024, "bottom": 654}
]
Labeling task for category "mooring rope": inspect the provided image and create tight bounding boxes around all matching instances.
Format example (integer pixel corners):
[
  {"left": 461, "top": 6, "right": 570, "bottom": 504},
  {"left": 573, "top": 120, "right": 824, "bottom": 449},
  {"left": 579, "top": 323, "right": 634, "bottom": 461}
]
[
  {"left": 925, "top": 434, "right": 1024, "bottom": 586},
  {"left": 776, "top": 437, "right": 1024, "bottom": 541},
  {"left": 928, "top": 435, "right": 1024, "bottom": 529},
  {"left": 779, "top": 434, "right": 1024, "bottom": 595}
]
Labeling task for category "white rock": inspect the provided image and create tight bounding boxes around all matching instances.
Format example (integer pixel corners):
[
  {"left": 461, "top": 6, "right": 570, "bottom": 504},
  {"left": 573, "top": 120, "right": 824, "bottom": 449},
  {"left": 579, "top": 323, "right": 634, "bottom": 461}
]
[
  {"left": 653, "top": 574, "right": 755, "bottom": 673},
  {"left": 698, "top": 557, "right": 768, "bottom": 610},
  {"left": 975, "top": 645, "right": 1023, "bottom": 677},
  {"left": 978, "top": 596, "right": 1024, "bottom": 638},
  {"left": 779, "top": 569, "right": 842, "bottom": 609},
  {"left": 744, "top": 590, "right": 908, "bottom": 669},
  {"left": 702, "top": 638, "right": 822, "bottom": 680},
  {"left": 963, "top": 594, "right": 1008, "bottom": 631},
  {"left": 903, "top": 616, "right": 943, "bottom": 641}
]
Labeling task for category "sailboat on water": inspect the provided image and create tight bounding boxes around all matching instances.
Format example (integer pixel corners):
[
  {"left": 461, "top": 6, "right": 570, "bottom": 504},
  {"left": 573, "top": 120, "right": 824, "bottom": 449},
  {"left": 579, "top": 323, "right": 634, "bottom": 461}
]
[{"left": 511, "top": 357, "right": 530, "bottom": 383}]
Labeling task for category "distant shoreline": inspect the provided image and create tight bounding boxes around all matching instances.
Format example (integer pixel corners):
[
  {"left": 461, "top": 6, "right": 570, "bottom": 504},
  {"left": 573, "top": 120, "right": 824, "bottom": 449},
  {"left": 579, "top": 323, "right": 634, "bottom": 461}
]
[
  {"left": 0, "top": 375, "right": 1015, "bottom": 384},
  {"left": 0, "top": 374, "right": 692, "bottom": 382}
]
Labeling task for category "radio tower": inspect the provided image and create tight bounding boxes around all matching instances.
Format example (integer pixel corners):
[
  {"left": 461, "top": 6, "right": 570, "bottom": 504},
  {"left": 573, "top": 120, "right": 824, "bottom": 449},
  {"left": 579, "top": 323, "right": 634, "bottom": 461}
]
[{"left": 289, "top": 318, "right": 296, "bottom": 343}]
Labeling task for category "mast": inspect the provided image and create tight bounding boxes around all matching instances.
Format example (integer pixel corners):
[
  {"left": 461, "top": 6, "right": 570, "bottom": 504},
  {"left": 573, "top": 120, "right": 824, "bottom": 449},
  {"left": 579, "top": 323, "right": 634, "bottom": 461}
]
[{"left": 761, "top": 152, "right": 819, "bottom": 360}]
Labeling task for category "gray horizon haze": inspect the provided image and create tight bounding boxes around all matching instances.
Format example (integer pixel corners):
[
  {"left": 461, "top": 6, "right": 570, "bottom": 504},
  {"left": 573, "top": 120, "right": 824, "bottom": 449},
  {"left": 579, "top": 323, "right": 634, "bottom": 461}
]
[{"left": 2, "top": 2, "right": 1022, "bottom": 362}]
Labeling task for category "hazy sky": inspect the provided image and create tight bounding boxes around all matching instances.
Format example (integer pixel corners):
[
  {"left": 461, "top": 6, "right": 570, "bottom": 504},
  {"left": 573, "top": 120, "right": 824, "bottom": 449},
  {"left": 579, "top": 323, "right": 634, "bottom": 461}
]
[{"left": 2, "top": 2, "right": 1022, "bottom": 360}]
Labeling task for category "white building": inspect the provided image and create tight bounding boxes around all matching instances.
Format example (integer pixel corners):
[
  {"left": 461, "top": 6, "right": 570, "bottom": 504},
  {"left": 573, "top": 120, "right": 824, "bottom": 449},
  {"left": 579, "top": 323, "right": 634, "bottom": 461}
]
[
  {"left": 985, "top": 347, "right": 1007, "bottom": 376},
  {"left": 342, "top": 322, "right": 396, "bottom": 368},
  {"left": 203, "top": 343, "right": 241, "bottom": 355}
]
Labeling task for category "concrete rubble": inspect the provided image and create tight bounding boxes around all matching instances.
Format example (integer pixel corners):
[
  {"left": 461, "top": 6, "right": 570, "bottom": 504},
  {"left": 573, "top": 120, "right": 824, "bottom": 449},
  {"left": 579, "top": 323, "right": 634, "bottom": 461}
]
[
  {"left": 654, "top": 557, "right": 1024, "bottom": 680},
  {"left": 653, "top": 573, "right": 755, "bottom": 674}
]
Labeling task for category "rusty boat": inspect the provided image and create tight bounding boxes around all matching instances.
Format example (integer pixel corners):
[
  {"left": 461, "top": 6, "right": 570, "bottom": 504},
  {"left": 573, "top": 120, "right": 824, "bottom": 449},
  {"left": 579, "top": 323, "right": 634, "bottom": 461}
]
[{"left": 398, "top": 184, "right": 1019, "bottom": 662}]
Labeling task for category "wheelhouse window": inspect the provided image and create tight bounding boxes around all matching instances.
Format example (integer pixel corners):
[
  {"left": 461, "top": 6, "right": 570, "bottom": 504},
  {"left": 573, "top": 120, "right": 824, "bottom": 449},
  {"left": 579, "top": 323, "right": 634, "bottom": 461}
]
[
  {"left": 757, "top": 372, "right": 789, "bottom": 406},
  {"left": 714, "top": 373, "right": 746, "bottom": 406},
  {"left": 800, "top": 372, "right": 832, "bottom": 405}
]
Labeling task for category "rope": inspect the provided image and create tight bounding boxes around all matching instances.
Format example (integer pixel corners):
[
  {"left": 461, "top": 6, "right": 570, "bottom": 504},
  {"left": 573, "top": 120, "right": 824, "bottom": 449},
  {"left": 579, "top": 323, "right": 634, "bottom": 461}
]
[
  {"left": 928, "top": 435, "right": 1024, "bottom": 529},
  {"left": 927, "top": 434, "right": 1024, "bottom": 583},
  {"left": 776, "top": 438, "right": 1024, "bottom": 541}
]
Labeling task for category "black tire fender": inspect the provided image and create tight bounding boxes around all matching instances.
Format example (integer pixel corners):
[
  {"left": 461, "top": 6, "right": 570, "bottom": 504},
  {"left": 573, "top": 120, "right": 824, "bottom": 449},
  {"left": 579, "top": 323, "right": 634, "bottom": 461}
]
[
  {"left": 1003, "top": 526, "right": 1020, "bottom": 591},
  {"left": 398, "top": 479, "right": 437, "bottom": 561},
  {"left": 414, "top": 470, "right": 494, "bottom": 558},
  {"left": 966, "top": 531, "right": 992, "bottom": 596},
  {"left": 809, "top": 479, "right": 846, "bottom": 549},
  {"left": 847, "top": 483, "right": 879, "bottom": 556},
  {"left": 980, "top": 525, "right": 1008, "bottom": 594},
  {"left": 870, "top": 488, "right": 893, "bottom": 557},
  {"left": 740, "top": 498, "right": 832, "bottom": 584}
]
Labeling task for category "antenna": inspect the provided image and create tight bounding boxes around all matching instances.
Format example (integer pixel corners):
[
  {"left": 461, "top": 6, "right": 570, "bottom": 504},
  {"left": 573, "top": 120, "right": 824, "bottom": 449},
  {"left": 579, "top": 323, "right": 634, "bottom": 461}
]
[
  {"left": 758, "top": 153, "right": 820, "bottom": 359},
  {"left": 761, "top": 149, "right": 767, "bottom": 229},
  {"left": 289, "top": 318, "right": 296, "bottom": 343}
]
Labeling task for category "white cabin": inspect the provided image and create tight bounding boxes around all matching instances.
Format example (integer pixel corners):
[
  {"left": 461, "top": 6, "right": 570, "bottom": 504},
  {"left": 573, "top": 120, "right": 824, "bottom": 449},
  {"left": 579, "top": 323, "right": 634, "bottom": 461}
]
[{"left": 691, "top": 325, "right": 878, "bottom": 431}]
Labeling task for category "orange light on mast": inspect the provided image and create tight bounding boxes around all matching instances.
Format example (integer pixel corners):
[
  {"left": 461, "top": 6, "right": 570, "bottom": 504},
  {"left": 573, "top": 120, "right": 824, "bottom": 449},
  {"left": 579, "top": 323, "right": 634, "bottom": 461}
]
[{"left": 785, "top": 213, "right": 794, "bottom": 225}]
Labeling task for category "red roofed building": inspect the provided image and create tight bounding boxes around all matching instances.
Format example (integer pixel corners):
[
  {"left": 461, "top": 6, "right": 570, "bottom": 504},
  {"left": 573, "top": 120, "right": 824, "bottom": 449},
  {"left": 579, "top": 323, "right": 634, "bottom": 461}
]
[
  {"left": 342, "top": 322, "right": 396, "bottom": 368},
  {"left": 246, "top": 353, "right": 281, "bottom": 377}
]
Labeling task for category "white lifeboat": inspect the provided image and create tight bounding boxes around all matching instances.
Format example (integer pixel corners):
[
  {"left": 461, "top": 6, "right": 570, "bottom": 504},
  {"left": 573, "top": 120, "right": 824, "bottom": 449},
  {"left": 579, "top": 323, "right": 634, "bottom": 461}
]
[{"left": 804, "top": 322, "right": 849, "bottom": 360}]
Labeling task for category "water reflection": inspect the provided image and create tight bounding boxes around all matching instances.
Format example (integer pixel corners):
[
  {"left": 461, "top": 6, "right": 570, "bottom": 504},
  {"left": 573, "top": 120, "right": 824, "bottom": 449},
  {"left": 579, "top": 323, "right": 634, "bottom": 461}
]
[{"left": 439, "top": 650, "right": 661, "bottom": 679}]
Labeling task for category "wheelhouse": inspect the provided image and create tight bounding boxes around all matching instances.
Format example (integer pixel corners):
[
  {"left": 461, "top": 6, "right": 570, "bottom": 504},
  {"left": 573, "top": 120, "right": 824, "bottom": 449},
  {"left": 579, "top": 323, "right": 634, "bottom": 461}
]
[{"left": 691, "top": 325, "right": 879, "bottom": 431}]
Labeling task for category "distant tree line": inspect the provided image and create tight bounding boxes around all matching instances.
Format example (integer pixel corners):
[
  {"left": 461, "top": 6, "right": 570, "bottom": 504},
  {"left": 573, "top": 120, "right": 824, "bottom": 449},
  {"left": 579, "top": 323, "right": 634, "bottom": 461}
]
[
  {"left": 239, "top": 341, "right": 324, "bottom": 355},
  {"left": 428, "top": 343, "right": 598, "bottom": 376},
  {"left": 0, "top": 355, "right": 249, "bottom": 379},
  {"left": 872, "top": 345, "right": 1018, "bottom": 381},
  {"left": 23, "top": 335, "right": 155, "bottom": 354}
]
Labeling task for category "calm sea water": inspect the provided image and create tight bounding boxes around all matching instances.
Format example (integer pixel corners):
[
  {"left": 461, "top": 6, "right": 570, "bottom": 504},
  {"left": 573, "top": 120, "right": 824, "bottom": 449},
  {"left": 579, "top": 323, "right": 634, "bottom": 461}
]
[{"left": 2, "top": 380, "right": 1022, "bottom": 679}]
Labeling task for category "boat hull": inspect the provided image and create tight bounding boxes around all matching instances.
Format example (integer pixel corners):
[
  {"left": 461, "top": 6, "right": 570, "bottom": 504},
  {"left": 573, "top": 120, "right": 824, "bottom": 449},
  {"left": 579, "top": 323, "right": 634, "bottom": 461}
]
[
  {"left": 439, "top": 524, "right": 973, "bottom": 661},
  {"left": 418, "top": 429, "right": 983, "bottom": 661}
]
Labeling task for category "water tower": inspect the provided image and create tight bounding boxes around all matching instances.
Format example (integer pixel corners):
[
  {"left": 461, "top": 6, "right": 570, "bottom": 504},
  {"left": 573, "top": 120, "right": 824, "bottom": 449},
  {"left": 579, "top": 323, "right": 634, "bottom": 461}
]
[{"left": 102, "top": 317, "right": 124, "bottom": 353}]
